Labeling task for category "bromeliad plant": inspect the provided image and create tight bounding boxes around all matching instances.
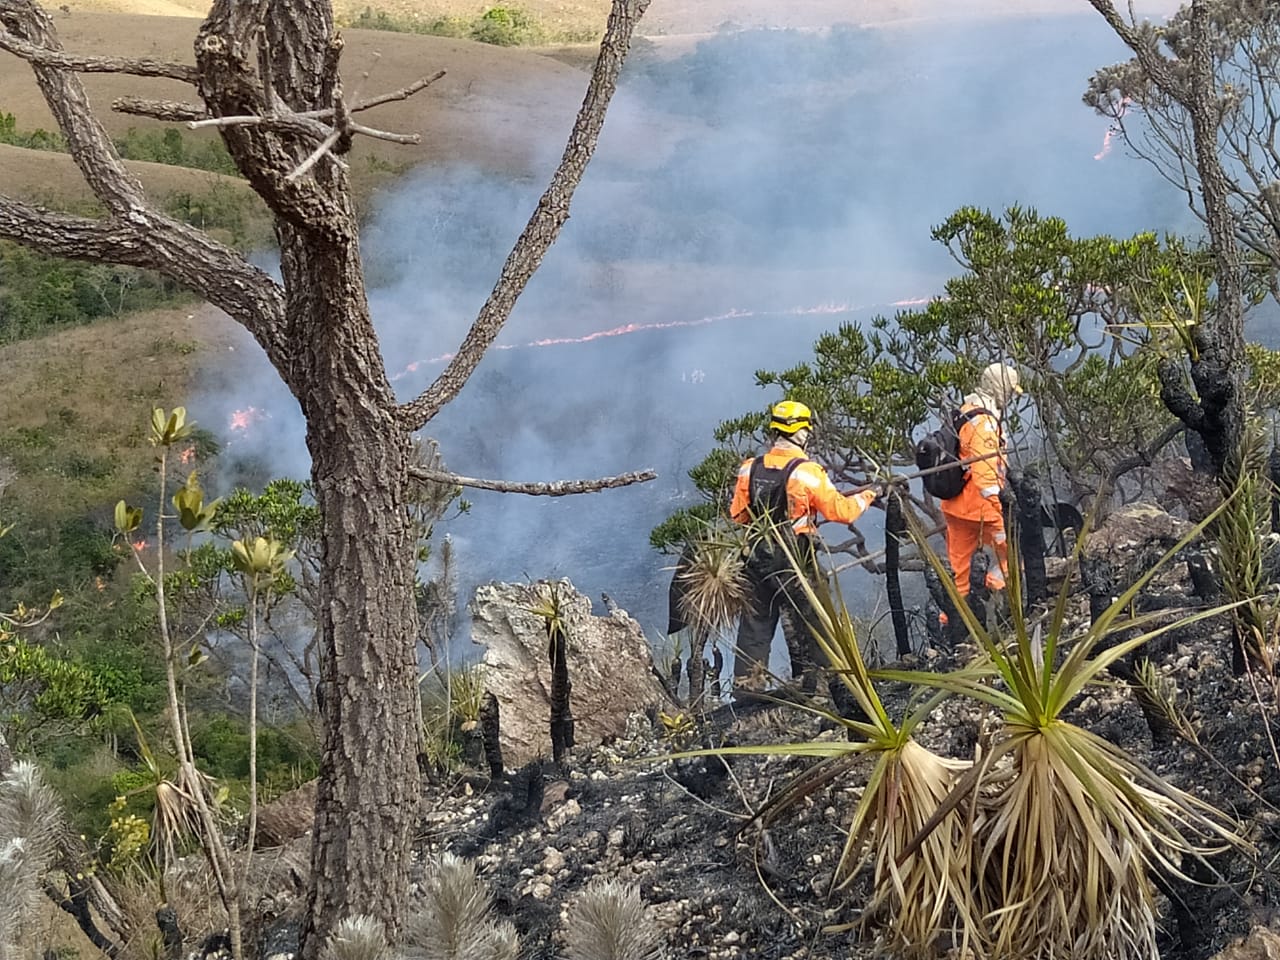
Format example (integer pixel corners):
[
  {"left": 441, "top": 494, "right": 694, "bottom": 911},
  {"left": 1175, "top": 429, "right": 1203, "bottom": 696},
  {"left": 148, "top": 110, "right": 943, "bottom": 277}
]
[
  {"left": 670, "top": 529, "right": 980, "bottom": 957},
  {"left": 667, "top": 505, "right": 1250, "bottom": 960},
  {"left": 873, "top": 508, "right": 1249, "bottom": 960},
  {"left": 671, "top": 522, "right": 751, "bottom": 708}
]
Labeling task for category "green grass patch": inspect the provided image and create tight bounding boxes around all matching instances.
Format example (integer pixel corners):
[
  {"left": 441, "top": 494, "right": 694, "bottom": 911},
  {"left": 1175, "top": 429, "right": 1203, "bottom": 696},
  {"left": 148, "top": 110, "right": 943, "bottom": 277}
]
[
  {"left": 0, "top": 111, "right": 241, "bottom": 177},
  {"left": 345, "top": 4, "right": 599, "bottom": 45}
]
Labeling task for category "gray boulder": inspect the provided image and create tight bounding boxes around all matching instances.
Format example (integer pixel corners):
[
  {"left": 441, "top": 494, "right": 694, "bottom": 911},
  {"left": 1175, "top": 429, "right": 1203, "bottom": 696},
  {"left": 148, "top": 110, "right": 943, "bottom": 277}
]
[{"left": 470, "top": 580, "right": 668, "bottom": 767}]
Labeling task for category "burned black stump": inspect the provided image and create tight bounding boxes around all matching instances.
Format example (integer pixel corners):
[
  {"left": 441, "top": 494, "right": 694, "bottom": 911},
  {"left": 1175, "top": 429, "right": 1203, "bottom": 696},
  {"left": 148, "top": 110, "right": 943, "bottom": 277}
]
[
  {"left": 481, "top": 690, "right": 505, "bottom": 780},
  {"left": 884, "top": 490, "right": 911, "bottom": 658},
  {"left": 1009, "top": 468, "right": 1049, "bottom": 606}
]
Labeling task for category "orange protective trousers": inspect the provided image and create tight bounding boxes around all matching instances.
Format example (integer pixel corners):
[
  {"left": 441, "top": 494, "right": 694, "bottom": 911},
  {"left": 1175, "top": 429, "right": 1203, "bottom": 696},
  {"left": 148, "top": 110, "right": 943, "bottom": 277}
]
[{"left": 944, "top": 514, "right": 1008, "bottom": 597}]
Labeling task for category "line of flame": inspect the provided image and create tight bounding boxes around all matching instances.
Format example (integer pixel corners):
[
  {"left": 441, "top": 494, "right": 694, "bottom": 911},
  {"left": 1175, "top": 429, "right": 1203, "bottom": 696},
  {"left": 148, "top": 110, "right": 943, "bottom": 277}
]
[{"left": 388, "top": 297, "right": 932, "bottom": 382}]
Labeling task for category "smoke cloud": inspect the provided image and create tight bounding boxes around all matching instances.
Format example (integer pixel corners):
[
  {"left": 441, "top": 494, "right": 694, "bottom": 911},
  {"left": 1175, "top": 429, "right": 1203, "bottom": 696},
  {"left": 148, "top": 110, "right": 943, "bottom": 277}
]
[{"left": 198, "top": 12, "right": 1192, "bottom": 653}]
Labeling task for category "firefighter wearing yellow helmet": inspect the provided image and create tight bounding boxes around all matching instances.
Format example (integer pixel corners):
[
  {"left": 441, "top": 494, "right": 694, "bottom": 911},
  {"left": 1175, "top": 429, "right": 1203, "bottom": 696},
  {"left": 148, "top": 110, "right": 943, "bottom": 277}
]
[{"left": 729, "top": 400, "right": 877, "bottom": 696}]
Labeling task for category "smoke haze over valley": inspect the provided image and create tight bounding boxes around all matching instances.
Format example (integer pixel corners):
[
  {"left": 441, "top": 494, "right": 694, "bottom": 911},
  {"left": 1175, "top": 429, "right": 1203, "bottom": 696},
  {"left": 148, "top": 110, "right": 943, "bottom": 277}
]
[{"left": 200, "top": 9, "right": 1198, "bottom": 649}]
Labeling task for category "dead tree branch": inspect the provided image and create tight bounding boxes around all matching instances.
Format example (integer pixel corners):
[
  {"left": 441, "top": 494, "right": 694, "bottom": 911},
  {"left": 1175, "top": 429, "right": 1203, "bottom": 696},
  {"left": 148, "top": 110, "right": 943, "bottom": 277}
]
[
  {"left": 398, "top": 0, "right": 652, "bottom": 431},
  {"left": 1086, "top": 0, "right": 1185, "bottom": 99},
  {"left": 349, "top": 71, "right": 445, "bottom": 113},
  {"left": 408, "top": 466, "right": 657, "bottom": 497},
  {"left": 0, "top": 23, "right": 198, "bottom": 81},
  {"left": 112, "top": 96, "right": 207, "bottom": 122}
]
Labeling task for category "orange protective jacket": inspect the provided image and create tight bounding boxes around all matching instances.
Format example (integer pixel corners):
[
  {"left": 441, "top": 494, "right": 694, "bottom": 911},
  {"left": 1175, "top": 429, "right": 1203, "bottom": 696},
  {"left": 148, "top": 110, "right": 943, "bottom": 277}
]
[
  {"left": 940, "top": 401, "right": 1006, "bottom": 523},
  {"left": 731, "top": 446, "right": 876, "bottom": 536}
]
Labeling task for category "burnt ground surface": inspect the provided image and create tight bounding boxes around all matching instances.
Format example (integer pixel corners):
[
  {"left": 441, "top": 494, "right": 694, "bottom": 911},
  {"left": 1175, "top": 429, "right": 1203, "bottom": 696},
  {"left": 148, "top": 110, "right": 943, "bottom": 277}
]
[{"left": 395, "top": 571, "right": 1280, "bottom": 960}]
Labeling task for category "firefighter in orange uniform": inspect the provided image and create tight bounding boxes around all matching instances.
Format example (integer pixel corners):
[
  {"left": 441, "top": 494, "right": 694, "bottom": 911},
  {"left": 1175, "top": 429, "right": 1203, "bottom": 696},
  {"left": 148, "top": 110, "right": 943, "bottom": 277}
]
[
  {"left": 729, "top": 400, "right": 878, "bottom": 693},
  {"left": 941, "top": 363, "right": 1022, "bottom": 601}
]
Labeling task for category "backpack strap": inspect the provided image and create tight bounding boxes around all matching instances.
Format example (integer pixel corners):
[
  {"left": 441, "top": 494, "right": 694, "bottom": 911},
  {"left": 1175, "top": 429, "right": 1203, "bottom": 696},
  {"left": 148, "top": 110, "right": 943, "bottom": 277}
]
[
  {"left": 954, "top": 406, "right": 996, "bottom": 429},
  {"left": 953, "top": 406, "right": 1001, "bottom": 486}
]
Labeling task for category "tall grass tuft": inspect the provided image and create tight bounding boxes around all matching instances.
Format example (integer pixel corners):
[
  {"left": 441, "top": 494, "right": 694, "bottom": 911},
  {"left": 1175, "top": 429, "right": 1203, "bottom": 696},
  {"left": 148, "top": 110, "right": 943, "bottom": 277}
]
[
  {"left": 564, "top": 879, "right": 660, "bottom": 960},
  {"left": 404, "top": 854, "right": 519, "bottom": 960},
  {"left": 1217, "top": 421, "right": 1275, "bottom": 672}
]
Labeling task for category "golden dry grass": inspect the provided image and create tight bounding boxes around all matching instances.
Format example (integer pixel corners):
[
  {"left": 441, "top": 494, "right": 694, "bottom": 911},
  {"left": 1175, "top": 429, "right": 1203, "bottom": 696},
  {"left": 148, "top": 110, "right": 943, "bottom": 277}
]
[
  {"left": 50, "top": 0, "right": 1183, "bottom": 35},
  {"left": 0, "top": 10, "right": 594, "bottom": 196}
]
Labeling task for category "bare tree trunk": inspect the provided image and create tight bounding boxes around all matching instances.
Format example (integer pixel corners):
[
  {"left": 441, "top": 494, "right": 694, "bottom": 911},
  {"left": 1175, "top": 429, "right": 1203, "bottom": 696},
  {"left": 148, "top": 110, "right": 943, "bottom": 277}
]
[
  {"left": 301, "top": 356, "right": 422, "bottom": 948},
  {"left": 1089, "top": 0, "right": 1246, "bottom": 476},
  {"left": 0, "top": 0, "right": 652, "bottom": 952}
]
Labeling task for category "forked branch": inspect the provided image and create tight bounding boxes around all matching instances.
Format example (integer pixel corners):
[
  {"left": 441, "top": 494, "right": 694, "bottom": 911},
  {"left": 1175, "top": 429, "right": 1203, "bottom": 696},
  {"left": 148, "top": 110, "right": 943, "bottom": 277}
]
[
  {"left": 408, "top": 466, "right": 657, "bottom": 497},
  {"left": 1086, "top": 0, "right": 1186, "bottom": 101},
  {"left": 398, "top": 0, "right": 652, "bottom": 431}
]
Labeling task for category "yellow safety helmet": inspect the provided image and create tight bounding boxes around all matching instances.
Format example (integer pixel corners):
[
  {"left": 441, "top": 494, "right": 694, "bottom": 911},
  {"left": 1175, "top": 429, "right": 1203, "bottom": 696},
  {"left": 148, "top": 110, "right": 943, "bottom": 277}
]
[{"left": 769, "top": 400, "right": 812, "bottom": 435}]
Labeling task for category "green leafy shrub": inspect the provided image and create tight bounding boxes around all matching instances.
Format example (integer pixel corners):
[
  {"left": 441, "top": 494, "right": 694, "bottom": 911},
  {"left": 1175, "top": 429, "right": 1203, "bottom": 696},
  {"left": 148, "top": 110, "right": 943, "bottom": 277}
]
[
  {"left": 188, "top": 713, "right": 318, "bottom": 789},
  {"left": 0, "top": 240, "right": 185, "bottom": 341},
  {"left": 470, "top": 6, "right": 537, "bottom": 45},
  {"left": 113, "top": 126, "right": 239, "bottom": 176},
  {"left": 0, "top": 110, "right": 65, "bottom": 151}
]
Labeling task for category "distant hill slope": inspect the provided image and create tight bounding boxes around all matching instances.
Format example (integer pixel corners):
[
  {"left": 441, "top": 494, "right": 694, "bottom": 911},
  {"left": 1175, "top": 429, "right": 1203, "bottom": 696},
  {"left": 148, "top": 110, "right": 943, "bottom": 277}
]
[
  {"left": 1, "top": 10, "right": 596, "bottom": 208},
  {"left": 52, "top": 0, "right": 1181, "bottom": 34},
  {"left": 0, "top": 142, "right": 251, "bottom": 207}
]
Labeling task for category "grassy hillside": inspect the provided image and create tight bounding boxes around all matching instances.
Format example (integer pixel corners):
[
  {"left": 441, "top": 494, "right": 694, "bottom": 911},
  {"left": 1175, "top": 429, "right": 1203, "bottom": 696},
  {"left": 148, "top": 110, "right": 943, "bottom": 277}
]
[
  {"left": 0, "top": 306, "right": 238, "bottom": 526},
  {"left": 0, "top": 11, "right": 594, "bottom": 204}
]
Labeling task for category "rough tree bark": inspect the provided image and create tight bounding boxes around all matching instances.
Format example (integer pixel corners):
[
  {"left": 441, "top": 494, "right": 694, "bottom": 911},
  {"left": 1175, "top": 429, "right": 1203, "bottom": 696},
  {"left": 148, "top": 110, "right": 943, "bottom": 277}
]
[{"left": 0, "top": 0, "right": 652, "bottom": 951}]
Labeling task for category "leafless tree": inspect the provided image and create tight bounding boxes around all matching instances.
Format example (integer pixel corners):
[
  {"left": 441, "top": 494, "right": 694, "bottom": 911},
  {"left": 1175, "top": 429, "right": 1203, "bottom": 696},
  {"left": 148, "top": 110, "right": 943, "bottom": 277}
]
[
  {"left": 0, "top": 0, "right": 653, "bottom": 954},
  {"left": 1085, "top": 0, "right": 1258, "bottom": 475}
]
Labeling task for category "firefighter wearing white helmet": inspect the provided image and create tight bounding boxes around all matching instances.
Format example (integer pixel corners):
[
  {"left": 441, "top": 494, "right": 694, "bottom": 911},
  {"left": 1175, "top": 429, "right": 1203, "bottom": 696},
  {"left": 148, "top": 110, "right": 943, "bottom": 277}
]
[
  {"left": 728, "top": 400, "right": 878, "bottom": 696},
  {"left": 941, "top": 362, "right": 1023, "bottom": 601}
]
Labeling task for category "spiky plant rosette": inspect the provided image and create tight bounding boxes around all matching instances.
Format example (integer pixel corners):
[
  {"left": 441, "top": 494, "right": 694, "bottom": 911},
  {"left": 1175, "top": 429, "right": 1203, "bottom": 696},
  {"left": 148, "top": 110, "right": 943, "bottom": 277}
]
[
  {"left": 565, "top": 879, "right": 660, "bottom": 960},
  {"left": 674, "top": 526, "right": 751, "bottom": 637},
  {"left": 877, "top": 507, "right": 1250, "bottom": 960},
  {"left": 667, "top": 528, "right": 979, "bottom": 956},
  {"left": 404, "top": 853, "right": 518, "bottom": 960}
]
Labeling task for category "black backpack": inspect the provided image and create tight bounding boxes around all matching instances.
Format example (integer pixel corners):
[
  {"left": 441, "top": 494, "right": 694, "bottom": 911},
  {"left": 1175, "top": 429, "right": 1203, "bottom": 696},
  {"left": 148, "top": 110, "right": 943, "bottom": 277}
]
[
  {"left": 748, "top": 457, "right": 807, "bottom": 525},
  {"left": 914, "top": 407, "right": 994, "bottom": 500},
  {"left": 743, "top": 457, "right": 808, "bottom": 577}
]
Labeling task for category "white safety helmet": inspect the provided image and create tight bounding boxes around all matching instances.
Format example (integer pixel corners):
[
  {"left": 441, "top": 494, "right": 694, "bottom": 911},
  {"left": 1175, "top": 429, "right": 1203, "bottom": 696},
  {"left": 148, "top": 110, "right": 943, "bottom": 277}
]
[{"left": 979, "top": 363, "right": 1023, "bottom": 405}]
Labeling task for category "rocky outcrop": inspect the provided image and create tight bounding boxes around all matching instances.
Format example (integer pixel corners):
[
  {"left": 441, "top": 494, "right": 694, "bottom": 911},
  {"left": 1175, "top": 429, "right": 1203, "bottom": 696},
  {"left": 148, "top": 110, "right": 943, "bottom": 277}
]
[
  {"left": 471, "top": 580, "right": 669, "bottom": 768},
  {"left": 1082, "top": 502, "right": 1194, "bottom": 562},
  {"left": 253, "top": 780, "right": 316, "bottom": 849},
  {"left": 1211, "top": 927, "right": 1280, "bottom": 960}
]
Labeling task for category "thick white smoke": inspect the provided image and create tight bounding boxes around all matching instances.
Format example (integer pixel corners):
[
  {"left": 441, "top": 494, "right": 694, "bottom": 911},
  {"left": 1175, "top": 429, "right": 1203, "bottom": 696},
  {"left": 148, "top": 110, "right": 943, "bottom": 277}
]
[{"left": 197, "top": 12, "right": 1190, "bottom": 651}]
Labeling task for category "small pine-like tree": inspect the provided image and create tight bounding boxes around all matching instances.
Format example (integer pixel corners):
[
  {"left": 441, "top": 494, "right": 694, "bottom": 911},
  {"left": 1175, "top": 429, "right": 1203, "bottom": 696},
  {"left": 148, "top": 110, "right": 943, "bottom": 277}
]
[
  {"left": 0, "top": 762, "right": 65, "bottom": 960},
  {"left": 564, "top": 880, "right": 660, "bottom": 960},
  {"left": 402, "top": 854, "right": 518, "bottom": 960}
]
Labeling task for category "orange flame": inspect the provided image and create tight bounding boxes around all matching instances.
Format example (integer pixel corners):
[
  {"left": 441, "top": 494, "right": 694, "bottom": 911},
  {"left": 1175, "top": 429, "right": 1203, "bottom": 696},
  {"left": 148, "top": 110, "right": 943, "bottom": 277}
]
[
  {"left": 1095, "top": 97, "right": 1131, "bottom": 161},
  {"left": 131, "top": 539, "right": 147, "bottom": 552},
  {"left": 229, "top": 407, "right": 265, "bottom": 432}
]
